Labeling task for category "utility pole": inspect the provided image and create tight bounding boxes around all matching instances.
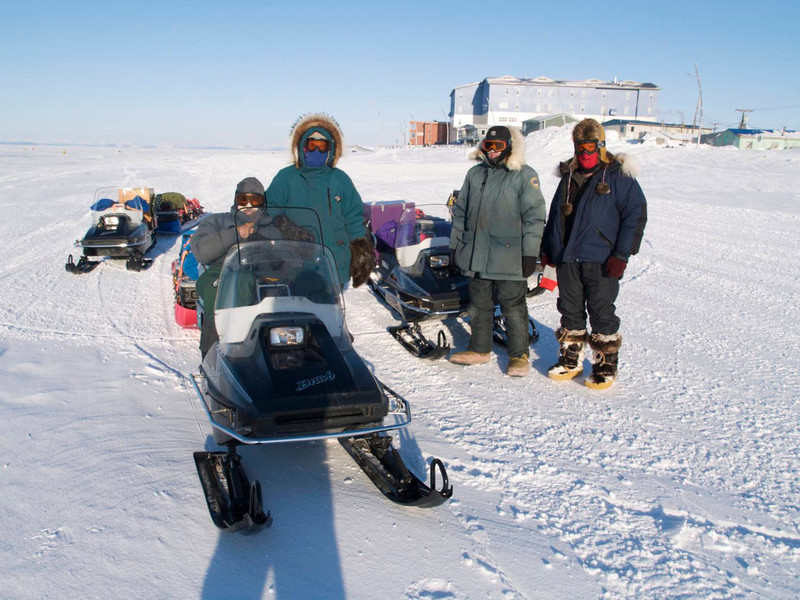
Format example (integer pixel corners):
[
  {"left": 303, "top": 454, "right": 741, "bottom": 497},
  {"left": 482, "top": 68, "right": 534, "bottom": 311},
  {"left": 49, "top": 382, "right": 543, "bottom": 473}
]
[
  {"left": 735, "top": 109, "right": 753, "bottom": 129},
  {"left": 692, "top": 62, "right": 703, "bottom": 146}
]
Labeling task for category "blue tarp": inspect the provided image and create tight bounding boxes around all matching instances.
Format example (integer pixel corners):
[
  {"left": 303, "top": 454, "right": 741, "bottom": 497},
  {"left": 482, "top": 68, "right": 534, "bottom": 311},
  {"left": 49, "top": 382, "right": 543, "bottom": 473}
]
[{"left": 90, "top": 195, "right": 150, "bottom": 213}]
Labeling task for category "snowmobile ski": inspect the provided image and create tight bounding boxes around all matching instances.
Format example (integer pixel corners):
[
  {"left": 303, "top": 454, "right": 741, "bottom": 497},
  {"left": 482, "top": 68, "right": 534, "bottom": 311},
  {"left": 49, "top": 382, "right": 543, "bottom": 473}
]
[
  {"left": 388, "top": 323, "right": 450, "bottom": 360},
  {"left": 492, "top": 314, "right": 540, "bottom": 346},
  {"left": 65, "top": 254, "right": 101, "bottom": 274},
  {"left": 194, "top": 446, "right": 272, "bottom": 534},
  {"left": 339, "top": 432, "right": 453, "bottom": 507}
]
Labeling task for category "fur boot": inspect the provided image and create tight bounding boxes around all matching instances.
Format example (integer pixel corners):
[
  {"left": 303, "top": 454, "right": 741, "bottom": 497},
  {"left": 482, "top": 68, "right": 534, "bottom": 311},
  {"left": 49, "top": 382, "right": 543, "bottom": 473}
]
[
  {"left": 585, "top": 332, "right": 622, "bottom": 390},
  {"left": 349, "top": 235, "right": 375, "bottom": 288},
  {"left": 547, "top": 328, "right": 588, "bottom": 380}
]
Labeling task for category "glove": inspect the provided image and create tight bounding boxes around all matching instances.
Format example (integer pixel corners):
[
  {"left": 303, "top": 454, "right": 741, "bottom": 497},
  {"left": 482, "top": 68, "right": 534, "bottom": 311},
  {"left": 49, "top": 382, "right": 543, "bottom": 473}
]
[
  {"left": 540, "top": 253, "right": 550, "bottom": 268},
  {"left": 349, "top": 235, "right": 375, "bottom": 287},
  {"left": 605, "top": 256, "right": 627, "bottom": 279},
  {"left": 522, "top": 256, "right": 537, "bottom": 278}
]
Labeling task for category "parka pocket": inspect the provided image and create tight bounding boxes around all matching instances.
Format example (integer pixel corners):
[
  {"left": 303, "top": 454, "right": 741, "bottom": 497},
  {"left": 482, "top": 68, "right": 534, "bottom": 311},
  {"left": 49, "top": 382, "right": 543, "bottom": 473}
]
[
  {"left": 596, "top": 228, "right": 614, "bottom": 248},
  {"left": 487, "top": 234, "right": 522, "bottom": 275}
]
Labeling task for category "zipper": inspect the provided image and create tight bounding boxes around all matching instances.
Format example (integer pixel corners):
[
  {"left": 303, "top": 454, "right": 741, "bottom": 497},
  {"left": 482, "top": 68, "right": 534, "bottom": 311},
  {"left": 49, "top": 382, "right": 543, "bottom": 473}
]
[{"left": 327, "top": 188, "right": 332, "bottom": 216}]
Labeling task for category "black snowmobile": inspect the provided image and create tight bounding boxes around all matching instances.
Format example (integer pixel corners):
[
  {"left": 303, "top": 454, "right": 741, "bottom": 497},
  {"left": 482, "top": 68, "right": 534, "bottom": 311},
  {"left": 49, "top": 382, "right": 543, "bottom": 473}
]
[
  {"left": 65, "top": 186, "right": 157, "bottom": 273},
  {"left": 191, "top": 210, "right": 452, "bottom": 533},
  {"left": 365, "top": 200, "right": 542, "bottom": 359}
]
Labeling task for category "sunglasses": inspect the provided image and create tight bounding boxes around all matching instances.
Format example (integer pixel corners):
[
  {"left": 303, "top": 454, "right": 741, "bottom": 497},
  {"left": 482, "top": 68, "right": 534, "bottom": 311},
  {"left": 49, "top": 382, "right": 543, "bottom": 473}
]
[
  {"left": 235, "top": 192, "right": 266, "bottom": 208},
  {"left": 481, "top": 139, "right": 508, "bottom": 153},
  {"left": 575, "top": 139, "right": 605, "bottom": 154},
  {"left": 304, "top": 138, "right": 330, "bottom": 152}
]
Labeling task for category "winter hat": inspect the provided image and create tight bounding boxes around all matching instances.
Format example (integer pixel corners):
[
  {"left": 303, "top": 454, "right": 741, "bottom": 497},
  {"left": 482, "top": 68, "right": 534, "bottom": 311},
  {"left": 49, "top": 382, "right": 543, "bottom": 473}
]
[
  {"left": 572, "top": 119, "right": 609, "bottom": 165},
  {"left": 482, "top": 125, "right": 513, "bottom": 166},
  {"left": 235, "top": 176, "right": 265, "bottom": 196}
]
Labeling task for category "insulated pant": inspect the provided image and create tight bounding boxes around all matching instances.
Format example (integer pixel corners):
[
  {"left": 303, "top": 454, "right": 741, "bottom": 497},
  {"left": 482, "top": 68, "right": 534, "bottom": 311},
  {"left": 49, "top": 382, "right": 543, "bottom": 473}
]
[
  {"left": 555, "top": 262, "right": 620, "bottom": 335},
  {"left": 467, "top": 277, "right": 529, "bottom": 358}
]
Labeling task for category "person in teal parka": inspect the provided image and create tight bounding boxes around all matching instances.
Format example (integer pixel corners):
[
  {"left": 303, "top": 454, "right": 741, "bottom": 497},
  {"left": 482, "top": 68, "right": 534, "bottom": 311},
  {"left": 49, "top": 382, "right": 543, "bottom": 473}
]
[{"left": 265, "top": 113, "right": 374, "bottom": 289}]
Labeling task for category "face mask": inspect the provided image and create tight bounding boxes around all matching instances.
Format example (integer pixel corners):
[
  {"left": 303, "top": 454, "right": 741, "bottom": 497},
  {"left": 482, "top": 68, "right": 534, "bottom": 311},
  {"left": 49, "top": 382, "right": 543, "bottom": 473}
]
[
  {"left": 303, "top": 149, "right": 328, "bottom": 168},
  {"left": 577, "top": 152, "right": 599, "bottom": 171}
]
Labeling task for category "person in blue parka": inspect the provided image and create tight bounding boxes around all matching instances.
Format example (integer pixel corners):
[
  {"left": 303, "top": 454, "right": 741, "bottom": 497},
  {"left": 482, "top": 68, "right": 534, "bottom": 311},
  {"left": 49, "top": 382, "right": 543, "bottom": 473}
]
[
  {"left": 265, "top": 113, "right": 374, "bottom": 290},
  {"left": 540, "top": 119, "right": 648, "bottom": 389}
]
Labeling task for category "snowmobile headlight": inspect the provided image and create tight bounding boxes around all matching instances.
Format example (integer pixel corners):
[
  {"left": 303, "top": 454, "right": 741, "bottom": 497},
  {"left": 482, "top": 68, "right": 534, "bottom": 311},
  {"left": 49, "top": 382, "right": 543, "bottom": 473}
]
[
  {"left": 269, "top": 326, "right": 305, "bottom": 346},
  {"left": 102, "top": 215, "right": 120, "bottom": 228},
  {"left": 429, "top": 254, "right": 450, "bottom": 269}
]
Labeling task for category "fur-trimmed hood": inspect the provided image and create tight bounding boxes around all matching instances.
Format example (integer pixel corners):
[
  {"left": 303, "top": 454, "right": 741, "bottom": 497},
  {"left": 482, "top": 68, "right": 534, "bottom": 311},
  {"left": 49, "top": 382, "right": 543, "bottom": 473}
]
[
  {"left": 289, "top": 113, "right": 344, "bottom": 168},
  {"left": 468, "top": 126, "right": 527, "bottom": 171}
]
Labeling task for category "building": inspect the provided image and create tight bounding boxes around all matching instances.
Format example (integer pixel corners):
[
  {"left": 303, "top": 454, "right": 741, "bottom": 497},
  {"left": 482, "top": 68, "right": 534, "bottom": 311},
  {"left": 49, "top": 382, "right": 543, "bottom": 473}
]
[
  {"left": 450, "top": 75, "right": 660, "bottom": 141},
  {"left": 521, "top": 113, "right": 579, "bottom": 135},
  {"left": 603, "top": 119, "right": 712, "bottom": 141},
  {"left": 409, "top": 121, "right": 449, "bottom": 146},
  {"left": 702, "top": 128, "right": 800, "bottom": 150}
]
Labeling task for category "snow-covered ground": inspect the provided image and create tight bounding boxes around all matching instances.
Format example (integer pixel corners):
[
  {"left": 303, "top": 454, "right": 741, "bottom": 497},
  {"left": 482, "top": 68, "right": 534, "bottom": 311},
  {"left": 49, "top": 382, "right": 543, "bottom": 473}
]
[{"left": 1, "top": 128, "right": 798, "bottom": 599}]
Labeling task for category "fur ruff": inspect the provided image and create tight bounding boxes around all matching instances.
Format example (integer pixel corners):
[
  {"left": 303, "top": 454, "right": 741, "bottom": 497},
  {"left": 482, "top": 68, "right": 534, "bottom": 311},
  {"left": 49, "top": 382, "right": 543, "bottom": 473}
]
[
  {"left": 556, "top": 327, "right": 588, "bottom": 344},
  {"left": 468, "top": 126, "right": 526, "bottom": 171},
  {"left": 589, "top": 332, "right": 622, "bottom": 354},
  {"left": 289, "top": 113, "right": 344, "bottom": 168},
  {"left": 349, "top": 235, "right": 375, "bottom": 288}
]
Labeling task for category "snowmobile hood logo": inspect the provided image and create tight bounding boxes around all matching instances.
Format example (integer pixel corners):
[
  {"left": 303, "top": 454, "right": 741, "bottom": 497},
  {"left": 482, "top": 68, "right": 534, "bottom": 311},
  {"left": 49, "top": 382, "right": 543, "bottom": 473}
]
[{"left": 296, "top": 371, "right": 335, "bottom": 392}]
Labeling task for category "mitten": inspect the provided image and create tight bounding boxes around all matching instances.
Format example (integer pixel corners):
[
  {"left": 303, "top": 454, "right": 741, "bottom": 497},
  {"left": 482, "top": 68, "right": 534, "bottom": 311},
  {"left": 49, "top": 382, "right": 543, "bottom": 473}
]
[
  {"left": 349, "top": 235, "right": 375, "bottom": 287},
  {"left": 522, "top": 256, "right": 537, "bottom": 278},
  {"left": 605, "top": 256, "right": 627, "bottom": 279}
]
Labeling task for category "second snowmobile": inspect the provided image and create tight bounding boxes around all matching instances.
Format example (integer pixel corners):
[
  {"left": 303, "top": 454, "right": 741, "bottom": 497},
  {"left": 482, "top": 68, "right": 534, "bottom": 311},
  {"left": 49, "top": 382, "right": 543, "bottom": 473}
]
[
  {"left": 365, "top": 201, "right": 544, "bottom": 359},
  {"left": 191, "top": 210, "right": 452, "bottom": 533}
]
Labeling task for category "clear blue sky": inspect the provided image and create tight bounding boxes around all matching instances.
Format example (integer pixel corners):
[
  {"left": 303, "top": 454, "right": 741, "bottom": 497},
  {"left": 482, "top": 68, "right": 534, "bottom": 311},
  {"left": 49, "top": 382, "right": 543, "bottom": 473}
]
[{"left": 2, "top": 0, "right": 798, "bottom": 147}]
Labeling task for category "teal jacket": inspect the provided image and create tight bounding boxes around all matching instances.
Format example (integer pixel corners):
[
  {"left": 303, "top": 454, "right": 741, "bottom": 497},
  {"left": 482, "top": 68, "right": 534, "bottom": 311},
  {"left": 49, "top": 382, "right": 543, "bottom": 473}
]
[
  {"left": 449, "top": 129, "right": 546, "bottom": 280},
  {"left": 266, "top": 114, "right": 366, "bottom": 286}
]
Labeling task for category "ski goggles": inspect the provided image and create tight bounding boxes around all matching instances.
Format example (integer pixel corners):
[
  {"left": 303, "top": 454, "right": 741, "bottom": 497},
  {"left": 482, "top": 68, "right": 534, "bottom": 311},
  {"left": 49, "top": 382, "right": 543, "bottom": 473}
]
[
  {"left": 575, "top": 139, "right": 605, "bottom": 154},
  {"left": 481, "top": 139, "right": 508, "bottom": 153},
  {"left": 235, "top": 192, "right": 266, "bottom": 208},
  {"left": 304, "top": 138, "right": 330, "bottom": 152}
]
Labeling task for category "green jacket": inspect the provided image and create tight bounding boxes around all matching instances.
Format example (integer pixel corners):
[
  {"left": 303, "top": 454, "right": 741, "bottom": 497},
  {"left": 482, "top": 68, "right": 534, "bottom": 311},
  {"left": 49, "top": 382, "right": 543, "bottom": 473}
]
[{"left": 450, "top": 135, "right": 546, "bottom": 280}]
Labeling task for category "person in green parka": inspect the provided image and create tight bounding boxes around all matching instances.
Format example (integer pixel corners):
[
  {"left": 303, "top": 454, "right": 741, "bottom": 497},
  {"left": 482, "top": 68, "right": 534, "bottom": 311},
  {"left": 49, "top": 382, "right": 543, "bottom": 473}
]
[
  {"left": 266, "top": 113, "right": 374, "bottom": 290},
  {"left": 448, "top": 125, "right": 546, "bottom": 377}
]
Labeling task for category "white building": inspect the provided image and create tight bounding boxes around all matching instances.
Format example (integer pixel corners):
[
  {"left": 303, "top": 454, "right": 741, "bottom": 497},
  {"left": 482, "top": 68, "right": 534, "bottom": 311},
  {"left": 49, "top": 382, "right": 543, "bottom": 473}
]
[{"left": 450, "top": 75, "right": 660, "bottom": 141}]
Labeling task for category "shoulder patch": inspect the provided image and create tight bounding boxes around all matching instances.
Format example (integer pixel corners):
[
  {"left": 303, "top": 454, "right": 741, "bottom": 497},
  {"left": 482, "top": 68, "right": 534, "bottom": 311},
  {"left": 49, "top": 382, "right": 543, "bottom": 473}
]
[{"left": 529, "top": 176, "right": 540, "bottom": 189}]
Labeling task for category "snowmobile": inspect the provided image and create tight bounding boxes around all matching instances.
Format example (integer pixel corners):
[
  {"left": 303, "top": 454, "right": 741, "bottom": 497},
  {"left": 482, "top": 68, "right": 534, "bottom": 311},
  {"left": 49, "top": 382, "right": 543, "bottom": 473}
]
[
  {"left": 155, "top": 192, "right": 205, "bottom": 235},
  {"left": 365, "top": 200, "right": 544, "bottom": 359},
  {"left": 191, "top": 209, "right": 453, "bottom": 533},
  {"left": 65, "top": 186, "right": 157, "bottom": 273}
]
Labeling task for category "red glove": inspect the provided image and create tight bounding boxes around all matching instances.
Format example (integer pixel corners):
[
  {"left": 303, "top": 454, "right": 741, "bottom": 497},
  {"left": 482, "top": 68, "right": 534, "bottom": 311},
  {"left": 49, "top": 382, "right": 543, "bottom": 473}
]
[
  {"left": 605, "top": 256, "right": 627, "bottom": 279},
  {"left": 540, "top": 253, "right": 550, "bottom": 268}
]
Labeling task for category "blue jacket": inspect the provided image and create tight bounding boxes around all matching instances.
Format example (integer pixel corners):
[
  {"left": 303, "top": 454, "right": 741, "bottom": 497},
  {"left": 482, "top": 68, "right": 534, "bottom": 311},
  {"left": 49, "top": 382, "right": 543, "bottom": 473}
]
[{"left": 541, "top": 154, "right": 647, "bottom": 264}]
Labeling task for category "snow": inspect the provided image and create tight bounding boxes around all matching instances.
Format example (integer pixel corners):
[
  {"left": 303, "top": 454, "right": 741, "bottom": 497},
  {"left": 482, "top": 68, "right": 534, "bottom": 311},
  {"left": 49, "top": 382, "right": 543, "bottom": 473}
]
[{"left": 1, "top": 127, "right": 799, "bottom": 599}]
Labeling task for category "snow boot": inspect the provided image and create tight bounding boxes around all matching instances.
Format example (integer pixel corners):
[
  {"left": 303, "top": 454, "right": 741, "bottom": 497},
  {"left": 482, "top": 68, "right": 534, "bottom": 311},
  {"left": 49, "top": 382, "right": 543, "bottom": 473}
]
[
  {"left": 506, "top": 354, "right": 530, "bottom": 377},
  {"left": 547, "top": 328, "right": 588, "bottom": 380},
  {"left": 585, "top": 332, "right": 621, "bottom": 390},
  {"left": 449, "top": 350, "right": 491, "bottom": 366}
]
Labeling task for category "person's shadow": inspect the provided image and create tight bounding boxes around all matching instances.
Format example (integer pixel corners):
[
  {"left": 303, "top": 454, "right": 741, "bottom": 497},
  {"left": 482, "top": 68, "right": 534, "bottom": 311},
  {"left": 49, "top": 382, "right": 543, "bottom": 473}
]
[{"left": 201, "top": 438, "right": 346, "bottom": 599}]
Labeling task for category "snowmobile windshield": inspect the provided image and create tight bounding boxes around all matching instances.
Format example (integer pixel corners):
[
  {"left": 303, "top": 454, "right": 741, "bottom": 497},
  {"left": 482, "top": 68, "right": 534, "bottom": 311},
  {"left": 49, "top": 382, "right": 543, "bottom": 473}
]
[
  {"left": 214, "top": 239, "right": 345, "bottom": 345},
  {"left": 394, "top": 204, "right": 453, "bottom": 249},
  {"left": 90, "top": 186, "right": 153, "bottom": 225}
]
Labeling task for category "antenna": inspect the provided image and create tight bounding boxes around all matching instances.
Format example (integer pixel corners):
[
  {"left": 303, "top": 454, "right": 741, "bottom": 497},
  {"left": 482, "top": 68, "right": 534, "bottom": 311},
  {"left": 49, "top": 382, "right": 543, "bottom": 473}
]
[{"left": 735, "top": 109, "right": 753, "bottom": 129}]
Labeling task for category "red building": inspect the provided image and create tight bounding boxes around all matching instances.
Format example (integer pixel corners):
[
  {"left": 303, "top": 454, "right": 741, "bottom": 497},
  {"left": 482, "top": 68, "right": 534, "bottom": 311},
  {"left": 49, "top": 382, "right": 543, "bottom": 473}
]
[{"left": 409, "top": 121, "right": 449, "bottom": 146}]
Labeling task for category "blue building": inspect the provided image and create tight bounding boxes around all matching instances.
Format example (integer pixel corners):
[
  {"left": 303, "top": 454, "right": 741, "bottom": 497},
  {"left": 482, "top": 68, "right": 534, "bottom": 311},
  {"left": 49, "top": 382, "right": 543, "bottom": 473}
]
[{"left": 450, "top": 75, "right": 660, "bottom": 140}]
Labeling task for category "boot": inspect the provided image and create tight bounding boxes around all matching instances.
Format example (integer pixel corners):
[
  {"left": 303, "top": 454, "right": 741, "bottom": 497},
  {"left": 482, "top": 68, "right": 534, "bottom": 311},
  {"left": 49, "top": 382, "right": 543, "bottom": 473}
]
[
  {"left": 585, "top": 332, "right": 622, "bottom": 390},
  {"left": 449, "top": 350, "right": 491, "bottom": 365},
  {"left": 506, "top": 354, "right": 530, "bottom": 377},
  {"left": 547, "top": 328, "right": 588, "bottom": 380}
]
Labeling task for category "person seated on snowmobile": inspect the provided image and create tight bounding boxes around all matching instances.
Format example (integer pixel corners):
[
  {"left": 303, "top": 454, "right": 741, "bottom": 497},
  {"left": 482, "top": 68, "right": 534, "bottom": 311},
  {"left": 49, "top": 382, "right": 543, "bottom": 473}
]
[
  {"left": 265, "top": 113, "right": 374, "bottom": 291},
  {"left": 192, "top": 177, "right": 311, "bottom": 358}
]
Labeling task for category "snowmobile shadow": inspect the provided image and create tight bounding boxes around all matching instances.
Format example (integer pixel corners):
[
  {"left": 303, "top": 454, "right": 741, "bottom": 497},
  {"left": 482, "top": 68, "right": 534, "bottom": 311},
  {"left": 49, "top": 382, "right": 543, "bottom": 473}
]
[{"left": 201, "top": 437, "right": 346, "bottom": 599}]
